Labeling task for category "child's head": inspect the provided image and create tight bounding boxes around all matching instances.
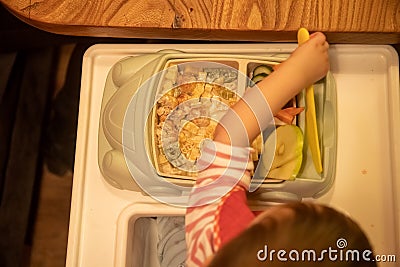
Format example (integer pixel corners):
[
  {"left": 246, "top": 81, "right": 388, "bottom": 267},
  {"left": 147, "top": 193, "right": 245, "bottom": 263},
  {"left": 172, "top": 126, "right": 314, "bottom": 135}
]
[{"left": 207, "top": 202, "right": 377, "bottom": 267}]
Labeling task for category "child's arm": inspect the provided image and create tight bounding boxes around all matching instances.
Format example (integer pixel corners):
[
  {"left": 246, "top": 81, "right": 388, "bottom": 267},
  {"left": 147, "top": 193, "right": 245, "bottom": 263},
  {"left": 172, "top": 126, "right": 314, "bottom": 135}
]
[
  {"left": 185, "top": 141, "right": 255, "bottom": 266},
  {"left": 185, "top": 33, "right": 330, "bottom": 267},
  {"left": 214, "top": 32, "right": 329, "bottom": 145}
]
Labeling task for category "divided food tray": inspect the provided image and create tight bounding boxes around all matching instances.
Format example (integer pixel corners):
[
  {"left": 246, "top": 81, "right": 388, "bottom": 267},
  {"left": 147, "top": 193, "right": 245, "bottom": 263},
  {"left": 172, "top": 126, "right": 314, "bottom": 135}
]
[
  {"left": 99, "top": 50, "right": 337, "bottom": 201},
  {"left": 67, "top": 44, "right": 400, "bottom": 267}
]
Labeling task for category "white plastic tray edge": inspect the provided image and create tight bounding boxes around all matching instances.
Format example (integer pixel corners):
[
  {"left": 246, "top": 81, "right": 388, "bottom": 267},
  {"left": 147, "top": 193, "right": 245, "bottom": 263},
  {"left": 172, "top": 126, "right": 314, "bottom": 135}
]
[
  {"left": 386, "top": 45, "right": 400, "bottom": 256},
  {"left": 65, "top": 49, "right": 95, "bottom": 267}
]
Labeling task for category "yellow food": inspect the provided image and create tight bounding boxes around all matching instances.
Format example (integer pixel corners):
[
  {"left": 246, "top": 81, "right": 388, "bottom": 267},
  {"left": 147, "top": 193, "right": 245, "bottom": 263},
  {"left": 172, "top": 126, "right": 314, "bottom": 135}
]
[{"left": 154, "top": 82, "right": 238, "bottom": 177}]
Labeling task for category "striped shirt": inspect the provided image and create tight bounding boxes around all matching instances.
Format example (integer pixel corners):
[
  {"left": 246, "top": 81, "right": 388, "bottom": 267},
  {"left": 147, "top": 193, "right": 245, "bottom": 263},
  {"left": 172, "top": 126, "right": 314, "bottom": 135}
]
[{"left": 185, "top": 140, "right": 255, "bottom": 267}]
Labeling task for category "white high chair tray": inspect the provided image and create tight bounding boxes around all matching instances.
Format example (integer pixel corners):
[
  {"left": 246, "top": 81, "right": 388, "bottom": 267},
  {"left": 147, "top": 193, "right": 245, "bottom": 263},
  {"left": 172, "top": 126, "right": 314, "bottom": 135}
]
[{"left": 66, "top": 44, "right": 400, "bottom": 267}]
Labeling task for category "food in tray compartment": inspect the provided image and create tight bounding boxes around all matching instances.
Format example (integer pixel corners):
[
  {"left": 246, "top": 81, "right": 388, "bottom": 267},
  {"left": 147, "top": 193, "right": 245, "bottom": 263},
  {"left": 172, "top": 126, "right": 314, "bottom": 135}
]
[
  {"left": 249, "top": 63, "right": 305, "bottom": 126},
  {"left": 252, "top": 65, "right": 273, "bottom": 84},
  {"left": 250, "top": 64, "right": 274, "bottom": 85},
  {"left": 178, "top": 119, "right": 217, "bottom": 161},
  {"left": 262, "top": 125, "right": 304, "bottom": 181},
  {"left": 253, "top": 64, "right": 273, "bottom": 76},
  {"left": 275, "top": 107, "right": 305, "bottom": 125},
  {"left": 155, "top": 84, "right": 238, "bottom": 176},
  {"left": 154, "top": 63, "right": 244, "bottom": 177}
]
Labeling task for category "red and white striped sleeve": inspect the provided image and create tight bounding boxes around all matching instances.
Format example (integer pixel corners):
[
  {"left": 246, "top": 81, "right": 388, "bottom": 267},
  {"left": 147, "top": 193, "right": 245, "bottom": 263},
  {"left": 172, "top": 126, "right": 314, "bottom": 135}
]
[{"left": 185, "top": 140, "right": 255, "bottom": 267}]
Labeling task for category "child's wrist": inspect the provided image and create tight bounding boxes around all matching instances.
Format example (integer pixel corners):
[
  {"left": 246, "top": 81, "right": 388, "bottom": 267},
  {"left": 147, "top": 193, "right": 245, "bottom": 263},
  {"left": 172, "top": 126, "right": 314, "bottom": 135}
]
[{"left": 278, "top": 57, "right": 310, "bottom": 89}]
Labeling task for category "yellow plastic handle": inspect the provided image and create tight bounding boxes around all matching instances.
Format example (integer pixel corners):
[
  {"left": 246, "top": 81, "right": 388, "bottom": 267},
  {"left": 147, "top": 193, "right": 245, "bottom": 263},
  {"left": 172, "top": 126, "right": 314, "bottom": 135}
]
[
  {"left": 297, "top": 27, "right": 310, "bottom": 45},
  {"left": 297, "top": 27, "right": 323, "bottom": 174}
]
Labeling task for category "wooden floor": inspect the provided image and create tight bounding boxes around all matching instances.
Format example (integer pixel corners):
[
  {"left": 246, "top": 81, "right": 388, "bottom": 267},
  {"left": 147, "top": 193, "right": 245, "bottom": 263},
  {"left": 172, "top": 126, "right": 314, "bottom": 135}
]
[
  {"left": 24, "top": 44, "right": 76, "bottom": 267},
  {"left": 27, "top": 167, "right": 73, "bottom": 267}
]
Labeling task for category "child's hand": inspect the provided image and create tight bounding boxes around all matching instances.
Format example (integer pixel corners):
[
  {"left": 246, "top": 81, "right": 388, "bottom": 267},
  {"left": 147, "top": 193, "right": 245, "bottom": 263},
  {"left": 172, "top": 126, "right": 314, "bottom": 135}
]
[
  {"left": 284, "top": 32, "right": 330, "bottom": 88},
  {"left": 214, "top": 33, "right": 330, "bottom": 145}
]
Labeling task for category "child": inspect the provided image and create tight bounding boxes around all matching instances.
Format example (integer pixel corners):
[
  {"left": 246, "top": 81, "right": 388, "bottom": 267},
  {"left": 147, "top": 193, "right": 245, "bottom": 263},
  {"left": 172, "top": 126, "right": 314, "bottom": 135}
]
[{"left": 185, "top": 32, "right": 376, "bottom": 267}]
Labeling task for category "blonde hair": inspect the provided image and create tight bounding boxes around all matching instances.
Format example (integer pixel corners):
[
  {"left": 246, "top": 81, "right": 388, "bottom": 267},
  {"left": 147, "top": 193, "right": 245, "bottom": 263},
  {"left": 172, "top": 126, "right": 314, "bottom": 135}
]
[{"left": 208, "top": 202, "right": 377, "bottom": 267}]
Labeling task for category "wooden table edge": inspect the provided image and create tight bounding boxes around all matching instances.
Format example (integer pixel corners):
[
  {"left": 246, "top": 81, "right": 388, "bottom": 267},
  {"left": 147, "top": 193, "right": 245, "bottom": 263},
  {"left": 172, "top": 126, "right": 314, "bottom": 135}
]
[{"left": 2, "top": 2, "right": 400, "bottom": 44}]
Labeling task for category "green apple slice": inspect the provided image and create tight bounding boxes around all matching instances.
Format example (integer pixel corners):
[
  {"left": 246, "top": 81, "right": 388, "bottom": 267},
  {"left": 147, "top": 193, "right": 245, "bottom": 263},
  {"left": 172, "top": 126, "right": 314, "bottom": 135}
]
[{"left": 262, "top": 125, "right": 304, "bottom": 180}]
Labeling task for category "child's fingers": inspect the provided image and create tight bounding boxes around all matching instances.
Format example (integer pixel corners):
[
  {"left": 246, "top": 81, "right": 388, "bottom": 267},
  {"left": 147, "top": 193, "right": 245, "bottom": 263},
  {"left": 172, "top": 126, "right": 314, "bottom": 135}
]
[
  {"left": 309, "top": 32, "right": 327, "bottom": 44},
  {"left": 324, "top": 41, "right": 330, "bottom": 49},
  {"left": 310, "top": 32, "right": 319, "bottom": 38},
  {"left": 310, "top": 32, "right": 324, "bottom": 38}
]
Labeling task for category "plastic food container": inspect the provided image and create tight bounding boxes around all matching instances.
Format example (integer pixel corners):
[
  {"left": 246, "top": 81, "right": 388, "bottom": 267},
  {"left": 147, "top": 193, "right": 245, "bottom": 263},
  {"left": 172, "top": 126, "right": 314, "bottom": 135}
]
[
  {"left": 98, "top": 50, "right": 337, "bottom": 202},
  {"left": 66, "top": 44, "right": 400, "bottom": 267}
]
